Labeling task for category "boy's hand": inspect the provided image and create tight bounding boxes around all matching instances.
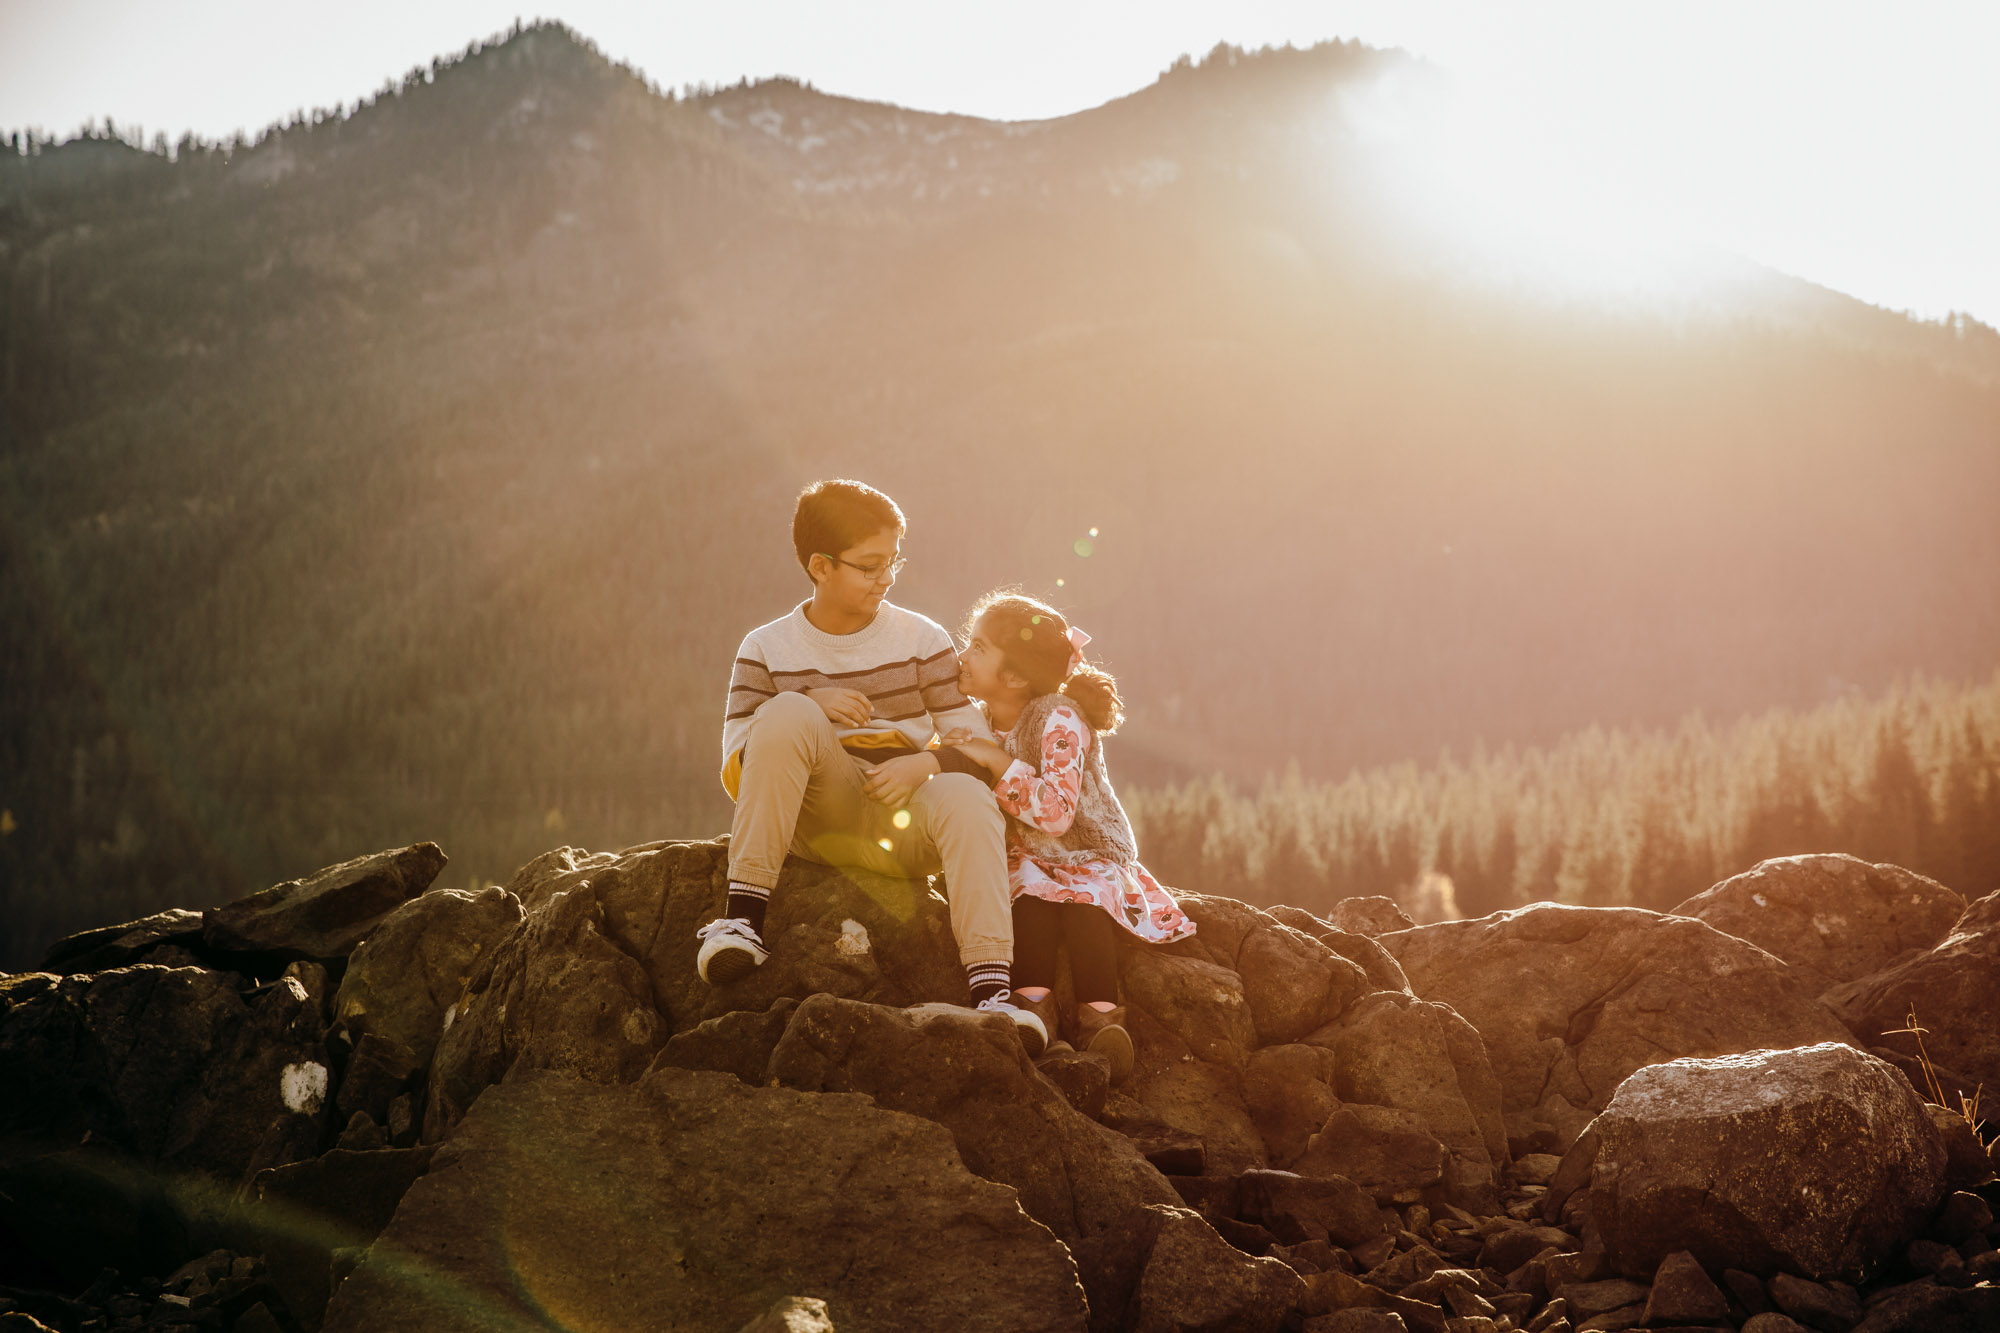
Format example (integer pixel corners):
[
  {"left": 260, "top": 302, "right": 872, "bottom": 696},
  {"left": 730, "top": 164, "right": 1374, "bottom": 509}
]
[
  {"left": 805, "top": 687, "right": 873, "bottom": 728},
  {"left": 863, "top": 752, "right": 940, "bottom": 808}
]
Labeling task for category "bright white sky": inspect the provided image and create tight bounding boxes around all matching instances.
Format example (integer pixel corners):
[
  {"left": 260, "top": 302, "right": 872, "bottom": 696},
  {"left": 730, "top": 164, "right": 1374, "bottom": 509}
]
[{"left": 3, "top": 0, "right": 1996, "bottom": 326}]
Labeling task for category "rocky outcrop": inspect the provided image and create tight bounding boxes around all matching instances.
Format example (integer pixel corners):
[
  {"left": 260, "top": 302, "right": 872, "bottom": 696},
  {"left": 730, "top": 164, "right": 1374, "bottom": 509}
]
[
  {"left": 323, "top": 1066, "right": 1093, "bottom": 1333},
  {"left": 201, "top": 843, "right": 448, "bottom": 962},
  {"left": 0, "top": 965, "right": 330, "bottom": 1179},
  {"left": 1670, "top": 854, "right": 1965, "bottom": 998},
  {"left": 332, "top": 884, "right": 523, "bottom": 1067},
  {"left": 1824, "top": 889, "right": 2000, "bottom": 1111},
  {"left": 11, "top": 838, "right": 1999, "bottom": 1333},
  {"left": 1381, "top": 903, "right": 1855, "bottom": 1145},
  {"left": 1569, "top": 1043, "right": 1949, "bottom": 1282}
]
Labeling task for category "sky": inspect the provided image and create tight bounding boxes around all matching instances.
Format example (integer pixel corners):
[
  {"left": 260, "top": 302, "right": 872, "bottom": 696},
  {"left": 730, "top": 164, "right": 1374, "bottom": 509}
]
[{"left": 3, "top": 0, "right": 1996, "bottom": 327}]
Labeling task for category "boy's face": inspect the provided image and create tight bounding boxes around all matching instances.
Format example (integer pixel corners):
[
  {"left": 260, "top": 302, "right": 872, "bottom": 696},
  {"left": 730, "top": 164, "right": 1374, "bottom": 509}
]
[{"left": 809, "top": 526, "right": 901, "bottom": 617}]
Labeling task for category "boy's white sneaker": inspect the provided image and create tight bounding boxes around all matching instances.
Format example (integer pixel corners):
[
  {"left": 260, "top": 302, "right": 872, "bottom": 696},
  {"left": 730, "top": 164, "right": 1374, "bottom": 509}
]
[
  {"left": 975, "top": 994, "right": 1048, "bottom": 1058},
  {"left": 696, "top": 917, "right": 769, "bottom": 985}
]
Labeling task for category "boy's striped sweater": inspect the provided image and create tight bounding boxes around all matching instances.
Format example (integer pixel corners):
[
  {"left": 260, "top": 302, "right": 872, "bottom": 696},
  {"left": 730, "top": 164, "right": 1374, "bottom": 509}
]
[{"left": 720, "top": 600, "right": 995, "bottom": 799}]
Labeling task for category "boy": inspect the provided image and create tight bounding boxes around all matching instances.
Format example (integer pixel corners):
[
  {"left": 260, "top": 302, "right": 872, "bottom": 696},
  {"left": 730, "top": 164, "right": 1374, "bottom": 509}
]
[{"left": 697, "top": 479, "right": 1046, "bottom": 1053}]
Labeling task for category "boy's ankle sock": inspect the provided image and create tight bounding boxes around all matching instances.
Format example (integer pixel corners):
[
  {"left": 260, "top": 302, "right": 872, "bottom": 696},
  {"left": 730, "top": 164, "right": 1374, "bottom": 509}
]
[
  {"left": 966, "top": 961, "right": 1012, "bottom": 1007},
  {"left": 724, "top": 882, "right": 770, "bottom": 936}
]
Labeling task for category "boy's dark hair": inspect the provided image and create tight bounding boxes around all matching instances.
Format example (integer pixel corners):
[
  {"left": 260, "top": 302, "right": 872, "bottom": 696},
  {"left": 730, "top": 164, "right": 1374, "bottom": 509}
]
[
  {"left": 792, "top": 480, "right": 906, "bottom": 577},
  {"left": 965, "top": 590, "right": 1123, "bottom": 734}
]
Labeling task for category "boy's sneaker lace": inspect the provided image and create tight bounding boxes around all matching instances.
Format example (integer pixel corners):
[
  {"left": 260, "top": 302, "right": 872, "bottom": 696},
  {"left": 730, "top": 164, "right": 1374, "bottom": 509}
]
[
  {"left": 696, "top": 917, "right": 769, "bottom": 985},
  {"left": 975, "top": 993, "right": 1048, "bottom": 1058}
]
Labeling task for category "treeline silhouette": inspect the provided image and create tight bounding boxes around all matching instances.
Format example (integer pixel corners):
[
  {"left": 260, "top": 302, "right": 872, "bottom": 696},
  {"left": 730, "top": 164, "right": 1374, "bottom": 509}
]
[{"left": 1128, "top": 671, "right": 2000, "bottom": 919}]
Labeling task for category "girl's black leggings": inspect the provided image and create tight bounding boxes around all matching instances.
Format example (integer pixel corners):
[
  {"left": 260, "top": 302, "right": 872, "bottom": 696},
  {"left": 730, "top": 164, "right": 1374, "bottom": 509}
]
[{"left": 1013, "top": 895, "right": 1120, "bottom": 1004}]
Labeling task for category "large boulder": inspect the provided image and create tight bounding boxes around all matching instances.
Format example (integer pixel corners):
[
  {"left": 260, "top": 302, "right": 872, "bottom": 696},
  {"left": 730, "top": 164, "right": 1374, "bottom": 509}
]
[
  {"left": 1670, "top": 855, "right": 1965, "bottom": 998},
  {"left": 423, "top": 875, "right": 667, "bottom": 1139},
  {"left": 332, "top": 885, "right": 523, "bottom": 1067},
  {"left": 763, "top": 994, "right": 1301, "bottom": 1331},
  {"left": 1574, "top": 1043, "right": 1948, "bottom": 1282},
  {"left": 423, "top": 840, "right": 969, "bottom": 1137},
  {"left": 202, "top": 843, "right": 448, "bottom": 961},
  {"left": 1302, "top": 991, "right": 1508, "bottom": 1209},
  {"left": 1824, "top": 889, "right": 2000, "bottom": 1110},
  {"left": 234, "top": 1145, "right": 436, "bottom": 1330},
  {"left": 1381, "top": 903, "right": 1855, "bottom": 1145},
  {"left": 0, "top": 966, "right": 329, "bottom": 1178},
  {"left": 323, "top": 1067, "right": 1091, "bottom": 1333}
]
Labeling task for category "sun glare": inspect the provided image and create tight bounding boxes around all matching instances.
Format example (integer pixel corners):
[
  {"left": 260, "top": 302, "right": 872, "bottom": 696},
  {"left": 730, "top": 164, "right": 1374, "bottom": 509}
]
[{"left": 1334, "top": 64, "right": 1727, "bottom": 306}]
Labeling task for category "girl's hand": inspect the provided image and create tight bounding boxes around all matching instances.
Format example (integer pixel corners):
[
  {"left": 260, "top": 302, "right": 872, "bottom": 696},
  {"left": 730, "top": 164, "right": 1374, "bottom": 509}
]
[{"left": 947, "top": 736, "right": 1014, "bottom": 778}]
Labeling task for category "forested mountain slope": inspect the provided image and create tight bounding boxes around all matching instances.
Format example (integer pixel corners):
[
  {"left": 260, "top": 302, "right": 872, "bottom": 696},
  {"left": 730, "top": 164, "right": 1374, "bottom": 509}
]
[{"left": 3, "top": 23, "right": 1996, "bottom": 963}]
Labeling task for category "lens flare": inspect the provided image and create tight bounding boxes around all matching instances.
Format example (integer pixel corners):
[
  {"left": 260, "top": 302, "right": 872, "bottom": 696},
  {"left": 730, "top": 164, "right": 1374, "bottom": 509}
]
[
  {"left": 1073, "top": 538, "right": 1094, "bottom": 558},
  {"left": 891, "top": 809, "right": 911, "bottom": 830}
]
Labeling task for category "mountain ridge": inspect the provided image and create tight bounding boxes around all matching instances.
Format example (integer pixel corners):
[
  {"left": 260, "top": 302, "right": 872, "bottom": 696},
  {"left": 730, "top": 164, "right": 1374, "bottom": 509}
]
[{"left": 2, "top": 19, "right": 1996, "bottom": 962}]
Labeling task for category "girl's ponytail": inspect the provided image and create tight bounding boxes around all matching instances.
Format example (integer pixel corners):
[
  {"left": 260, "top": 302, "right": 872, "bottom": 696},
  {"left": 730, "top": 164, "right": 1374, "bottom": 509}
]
[{"left": 1061, "top": 663, "right": 1124, "bottom": 735}]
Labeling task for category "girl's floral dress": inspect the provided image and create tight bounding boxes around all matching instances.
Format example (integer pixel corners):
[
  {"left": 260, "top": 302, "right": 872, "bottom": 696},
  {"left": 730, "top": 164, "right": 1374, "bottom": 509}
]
[{"left": 992, "top": 702, "right": 1195, "bottom": 944}]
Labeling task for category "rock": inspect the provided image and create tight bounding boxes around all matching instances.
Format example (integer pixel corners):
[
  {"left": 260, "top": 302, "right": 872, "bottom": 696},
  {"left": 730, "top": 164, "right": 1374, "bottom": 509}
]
[
  {"left": 1327, "top": 898, "right": 1418, "bottom": 937},
  {"left": 334, "top": 1032, "right": 420, "bottom": 1125},
  {"left": 323, "top": 1067, "right": 1089, "bottom": 1333},
  {"left": 334, "top": 1110, "right": 388, "bottom": 1150},
  {"left": 1928, "top": 1190, "right": 1993, "bottom": 1244},
  {"left": 1101, "top": 1093, "right": 1208, "bottom": 1176},
  {"left": 1905, "top": 1238, "right": 1964, "bottom": 1277},
  {"left": 1155, "top": 894, "right": 1374, "bottom": 1048},
  {"left": 423, "top": 873, "right": 670, "bottom": 1139},
  {"left": 1242, "top": 1043, "right": 1340, "bottom": 1165},
  {"left": 1921, "top": 1104, "right": 1997, "bottom": 1189},
  {"left": 1669, "top": 856, "right": 1964, "bottom": 998},
  {"left": 765, "top": 994, "right": 1220, "bottom": 1331},
  {"left": 652, "top": 997, "right": 801, "bottom": 1085},
  {"left": 1823, "top": 890, "right": 2000, "bottom": 1112},
  {"left": 1306, "top": 991, "right": 1509, "bottom": 1208},
  {"left": 1479, "top": 1225, "right": 1573, "bottom": 1274},
  {"left": 1292, "top": 1104, "right": 1448, "bottom": 1201},
  {"left": 36, "top": 908, "right": 206, "bottom": 974},
  {"left": 1556, "top": 1279, "right": 1650, "bottom": 1319},
  {"left": 424, "top": 841, "right": 974, "bottom": 1137},
  {"left": 1264, "top": 905, "right": 1415, "bottom": 994},
  {"left": 1382, "top": 904, "right": 1858, "bottom": 1147},
  {"left": 1126, "top": 1205, "right": 1303, "bottom": 1333},
  {"left": 1768, "top": 1273, "right": 1861, "bottom": 1331},
  {"left": 1120, "top": 950, "right": 1258, "bottom": 1066},
  {"left": 1641, "top": 1251, "right": 1729, "bottom": 1325},
  {"left": 233, "top": 1303, "right": 285, "bottom": 1333},
  {"left": 732, "top": 1297, "right": 835, "bottom": 1333},
  {"left": 1237, "top": 1170, "right": 1393, "bottom": 1249},
  {"left": 1303, "top": 1310, "right": 1411, "bottom": 1333},
  {"left": 1848, "top": 1280, "right": 2000, "bottom": 1332},
  {"left": 235, "top": 1144, "right": 435, "bottom": 1328},
  {"left": 1723, "top": 1268, "right": 1770, "bottom": 1314},
  {"left": 1119, "top": 1000, "right": 1269, "bottom": 1176},
  {"left": 1036, "top": 1048, "right": 1112, "bottom": 1121},
  {"left": 202, "top": 843, "right": 447, "bottom": 961},
  {"left": 1741, "top": 1316, "right": 1809, "bottom": 1333},
  {"left": 1582, "top": 1044, "right": 1947, "bottom": 1281},
  {"left": 331, "top": 885, "right": 522, "bottom": 1066},
  {"left": 0, "top": 965, "right": 329, "bottom": 1179},
  {"left": 1512, "top": 1153, "right": 1562, "bottom": 1186}
]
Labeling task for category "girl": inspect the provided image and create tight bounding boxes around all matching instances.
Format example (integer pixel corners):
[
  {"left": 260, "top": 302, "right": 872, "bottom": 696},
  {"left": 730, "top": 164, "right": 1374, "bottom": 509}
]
[{"left": 946, "top": 591, "right": 1195, "bottom": 1082}]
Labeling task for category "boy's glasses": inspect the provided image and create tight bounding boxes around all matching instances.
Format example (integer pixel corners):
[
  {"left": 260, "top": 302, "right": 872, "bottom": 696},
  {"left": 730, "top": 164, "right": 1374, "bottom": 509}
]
[{"left": 820, "top": 553, "right": 905, "bottom": 583}]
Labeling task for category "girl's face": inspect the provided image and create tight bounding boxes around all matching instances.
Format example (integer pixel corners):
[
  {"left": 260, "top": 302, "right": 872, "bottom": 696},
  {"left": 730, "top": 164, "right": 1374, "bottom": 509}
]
[{"left": 959, "top": 614, "right": 1028, "bottom": 703}]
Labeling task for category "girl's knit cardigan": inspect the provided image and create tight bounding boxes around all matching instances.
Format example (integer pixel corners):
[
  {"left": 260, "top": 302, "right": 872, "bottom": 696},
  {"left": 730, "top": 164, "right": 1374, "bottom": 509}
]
[{"left": 999, "top": 692, "right": 1140, "bottom": 869}]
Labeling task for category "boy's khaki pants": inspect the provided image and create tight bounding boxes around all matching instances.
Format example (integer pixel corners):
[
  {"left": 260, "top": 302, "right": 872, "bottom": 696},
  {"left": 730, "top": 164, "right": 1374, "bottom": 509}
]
[{"left": 728, "top": 690, "right": 1012, "bottom": 967}]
